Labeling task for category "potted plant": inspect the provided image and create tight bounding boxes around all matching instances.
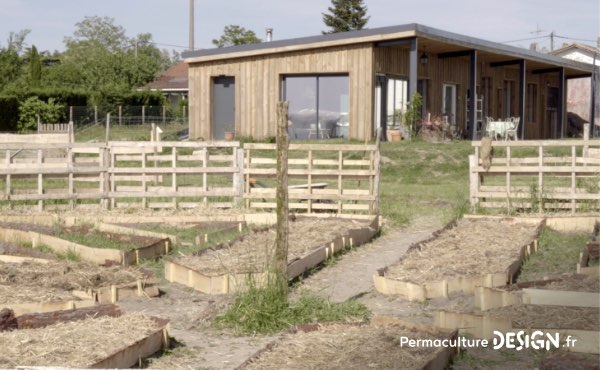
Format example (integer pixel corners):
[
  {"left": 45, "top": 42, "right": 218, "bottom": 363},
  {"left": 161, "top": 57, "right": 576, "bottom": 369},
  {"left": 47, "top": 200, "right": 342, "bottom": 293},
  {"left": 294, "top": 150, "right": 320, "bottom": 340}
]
[{"left": 224, "top": 123, "right": 235, "bottom": 140}]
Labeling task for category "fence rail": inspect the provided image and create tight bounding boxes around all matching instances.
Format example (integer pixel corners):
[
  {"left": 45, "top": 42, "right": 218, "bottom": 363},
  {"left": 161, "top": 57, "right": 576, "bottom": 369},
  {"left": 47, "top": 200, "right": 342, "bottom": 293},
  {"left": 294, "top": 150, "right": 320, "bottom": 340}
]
[
  {"left": 244, "top": 143, "right": 380, "bottom": 214},
  {"left": 470, "top": 135, "right": 600, "bottom": 213},
  {"left": 0, "top": 141, "right": 379, "bottom": 215}
]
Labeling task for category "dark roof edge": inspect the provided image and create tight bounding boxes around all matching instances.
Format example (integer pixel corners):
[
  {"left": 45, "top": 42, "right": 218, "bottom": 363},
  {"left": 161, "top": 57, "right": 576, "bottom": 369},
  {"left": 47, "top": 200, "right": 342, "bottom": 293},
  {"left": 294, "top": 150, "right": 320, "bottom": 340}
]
[{"left": 182, "top": 24, "right": 418, "bottom": 59}]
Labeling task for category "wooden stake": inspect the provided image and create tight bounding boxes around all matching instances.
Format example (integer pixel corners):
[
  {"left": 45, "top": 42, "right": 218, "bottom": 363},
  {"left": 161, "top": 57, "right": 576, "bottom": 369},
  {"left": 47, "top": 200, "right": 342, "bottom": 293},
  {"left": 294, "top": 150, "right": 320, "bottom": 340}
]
[{"left": 273, "top": 101, "right": 289, "bottom": 290}]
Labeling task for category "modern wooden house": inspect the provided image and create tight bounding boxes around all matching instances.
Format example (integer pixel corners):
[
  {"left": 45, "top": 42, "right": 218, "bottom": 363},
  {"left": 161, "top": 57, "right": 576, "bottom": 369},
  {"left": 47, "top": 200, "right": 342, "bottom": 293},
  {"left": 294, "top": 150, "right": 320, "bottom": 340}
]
[{"left": 183, "top": 23, "right": 595, "bottom": 141}]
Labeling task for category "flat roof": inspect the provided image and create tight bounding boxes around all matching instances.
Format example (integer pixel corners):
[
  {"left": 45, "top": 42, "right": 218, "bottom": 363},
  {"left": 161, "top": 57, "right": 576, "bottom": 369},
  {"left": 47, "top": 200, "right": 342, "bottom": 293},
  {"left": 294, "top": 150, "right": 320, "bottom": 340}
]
[{"left": 183, "top": 23, "right": 594, "bottom": 75}]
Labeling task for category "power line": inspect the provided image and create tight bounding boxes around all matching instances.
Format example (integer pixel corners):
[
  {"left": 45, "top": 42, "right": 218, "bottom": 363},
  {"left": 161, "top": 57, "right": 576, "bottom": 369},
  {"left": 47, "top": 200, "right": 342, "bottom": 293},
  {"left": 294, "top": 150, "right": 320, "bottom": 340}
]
[
  {"left": 500, "top": 35, "right": 549, "bottom": 44},
  {"left": 554, "top": 35, "right": 597, "bottom": 43}
]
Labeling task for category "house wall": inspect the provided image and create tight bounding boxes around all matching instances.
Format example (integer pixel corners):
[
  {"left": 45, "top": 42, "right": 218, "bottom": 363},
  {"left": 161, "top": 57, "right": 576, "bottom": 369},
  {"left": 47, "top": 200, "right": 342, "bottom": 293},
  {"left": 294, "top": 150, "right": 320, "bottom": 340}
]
[
  {"left": 374, "top": 47, "right": 561, "bottom": 139},
  {"left": 188, "top": 43, "right": 374, "bottom": 140}
]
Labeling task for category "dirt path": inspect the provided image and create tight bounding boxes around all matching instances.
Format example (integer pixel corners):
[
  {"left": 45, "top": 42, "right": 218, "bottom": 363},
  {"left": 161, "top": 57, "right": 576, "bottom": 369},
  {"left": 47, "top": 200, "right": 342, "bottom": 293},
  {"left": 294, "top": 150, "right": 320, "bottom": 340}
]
[{"left": 293, "top": 220, "right": 441, "bottom": 302}]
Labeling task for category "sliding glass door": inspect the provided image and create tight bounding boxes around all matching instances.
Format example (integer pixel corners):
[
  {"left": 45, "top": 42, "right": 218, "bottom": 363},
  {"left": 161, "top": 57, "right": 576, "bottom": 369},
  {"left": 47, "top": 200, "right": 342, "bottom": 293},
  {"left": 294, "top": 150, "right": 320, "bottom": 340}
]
[{"left": 283, "top": 75, "right": 349, "bottom": 139}]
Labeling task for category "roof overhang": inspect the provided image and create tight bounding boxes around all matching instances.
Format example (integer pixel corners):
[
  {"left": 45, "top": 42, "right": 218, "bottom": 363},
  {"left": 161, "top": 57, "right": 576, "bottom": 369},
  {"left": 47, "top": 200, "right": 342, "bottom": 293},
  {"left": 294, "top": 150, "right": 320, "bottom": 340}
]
[{"left": 183, "top": 23, "right": 595, "bottom": 77}]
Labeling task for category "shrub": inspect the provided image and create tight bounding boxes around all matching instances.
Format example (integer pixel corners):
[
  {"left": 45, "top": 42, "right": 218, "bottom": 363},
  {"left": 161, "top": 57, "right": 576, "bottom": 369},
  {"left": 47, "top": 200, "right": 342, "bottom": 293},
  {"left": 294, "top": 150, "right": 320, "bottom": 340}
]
[{"left": 18, "top": 96, "right": 65, "bottom": 132}]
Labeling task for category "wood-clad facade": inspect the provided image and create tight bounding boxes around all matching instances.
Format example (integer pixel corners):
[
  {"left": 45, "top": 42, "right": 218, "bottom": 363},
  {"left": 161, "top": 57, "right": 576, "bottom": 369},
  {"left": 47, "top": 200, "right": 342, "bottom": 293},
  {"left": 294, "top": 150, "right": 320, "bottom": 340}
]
[{"left": 185, "top": 24, "right": 594, "bottom": 141}]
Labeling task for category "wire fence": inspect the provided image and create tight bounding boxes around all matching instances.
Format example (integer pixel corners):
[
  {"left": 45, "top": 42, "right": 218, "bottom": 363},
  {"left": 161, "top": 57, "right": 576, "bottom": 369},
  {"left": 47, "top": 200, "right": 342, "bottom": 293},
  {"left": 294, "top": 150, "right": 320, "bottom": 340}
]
[{"left": 67, "top": 105, "right": 188, "bottom": 127}]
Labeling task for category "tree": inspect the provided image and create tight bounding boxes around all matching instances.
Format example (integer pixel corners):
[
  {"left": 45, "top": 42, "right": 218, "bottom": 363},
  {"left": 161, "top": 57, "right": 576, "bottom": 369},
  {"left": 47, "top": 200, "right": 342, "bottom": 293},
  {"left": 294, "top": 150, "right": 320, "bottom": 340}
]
[
  {"left": 29, "top": 45, "right": 42, "bottom": 88},
  {"left": 212, "top": 25, "right": 261, "bottom": 48},
  {"left": 322, "top": 0, "right": 370, "bottom": 34},
  {"left": 0, "top": 30, "right": 30, "bottom": 92},
  {"left": 64, "top": 16, "right": 128, "bottom": 52}
]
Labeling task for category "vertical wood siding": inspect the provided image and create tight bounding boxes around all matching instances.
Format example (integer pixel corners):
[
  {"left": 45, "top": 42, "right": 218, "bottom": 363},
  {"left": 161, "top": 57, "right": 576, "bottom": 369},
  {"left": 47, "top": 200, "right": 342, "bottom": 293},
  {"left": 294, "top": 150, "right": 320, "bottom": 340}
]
[{"left": 188, "top": 44, "right": 374, "bottom": 140}]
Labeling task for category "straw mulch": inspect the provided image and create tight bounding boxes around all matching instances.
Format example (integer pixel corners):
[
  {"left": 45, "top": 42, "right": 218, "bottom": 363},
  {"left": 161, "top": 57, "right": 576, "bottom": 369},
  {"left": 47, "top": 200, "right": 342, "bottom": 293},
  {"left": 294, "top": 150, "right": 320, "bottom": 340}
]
[
  {"left": 173, "top": 218, "right": 371, "bottom": 276},
  {"left": 0, "top": 285, "right": 77, "bottom": 305},
  {"left": 486, "top": 305, "right": 599, "bottom": 331},
  {"left": 0, "top": 260, "right": 146, "bottom": 304},
  {"left": 0, "top": 314, "right": 160, "bottom": 368},
  {"left": 385, "top": 219, "right": 540, "bottom": 284},
  {"left": 244, "top": 323, "right": 445, "bottom": 370},
  {"left": 538, "top": 274, "right": 600, "bottom": 293}
]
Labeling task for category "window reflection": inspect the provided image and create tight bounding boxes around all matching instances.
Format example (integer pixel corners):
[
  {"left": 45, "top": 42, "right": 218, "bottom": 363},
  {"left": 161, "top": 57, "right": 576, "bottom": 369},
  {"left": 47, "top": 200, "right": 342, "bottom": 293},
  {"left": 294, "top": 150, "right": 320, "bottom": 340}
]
[{"left": 283, "top": 75, "right": 349, "bottom": 139}]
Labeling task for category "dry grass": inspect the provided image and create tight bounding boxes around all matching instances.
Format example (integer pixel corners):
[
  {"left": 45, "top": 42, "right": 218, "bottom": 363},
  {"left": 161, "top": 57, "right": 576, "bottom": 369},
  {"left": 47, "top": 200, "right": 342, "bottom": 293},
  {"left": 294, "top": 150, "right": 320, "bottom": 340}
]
[
  {"left": 385, "top": 219, "right": 540, "bottom": 284},
  {"left": 173, "top": 218, "right": 371, "bottom": 276},
  {"left": 0, "top": 284, "right": 78, "bottom": 304},
  {"left": 486, "top": 305, "right": 599, "bottom": 331},
  {"left": 0, "top": 314, "right": 160, "bottom": 368},
  {"left": 244, "top": 323, "right": 445, "bottom": 370}
]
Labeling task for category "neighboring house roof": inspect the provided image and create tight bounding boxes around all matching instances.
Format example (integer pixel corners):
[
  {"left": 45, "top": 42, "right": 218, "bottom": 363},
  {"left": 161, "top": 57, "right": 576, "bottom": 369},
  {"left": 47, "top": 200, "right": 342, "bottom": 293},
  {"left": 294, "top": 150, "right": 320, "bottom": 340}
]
[
  {"left": 144, "top": 62, "right": 188, "bottom": 92},
  {"left": 182, "top": 23, "right": 594, "bottom": 76},
  {"left": 551, "top": 43, "right": 600, "bottom": 57},
  {"left": 550, "top": 43, "right": 600, "bottom": 67}
]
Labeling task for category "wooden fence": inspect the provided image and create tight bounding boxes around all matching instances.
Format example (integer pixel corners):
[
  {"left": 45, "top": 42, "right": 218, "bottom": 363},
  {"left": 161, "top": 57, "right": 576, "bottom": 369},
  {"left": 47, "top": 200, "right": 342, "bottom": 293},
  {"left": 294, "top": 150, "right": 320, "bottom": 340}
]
[
  {"left": 244, "top": 143, "right": 380, "bottom": 214},
  {"left": 0, "top": 141, "right": 379, "bottom": 215},
  {"left": 470, "top": 136, "right": 600, "bottom": 213}
]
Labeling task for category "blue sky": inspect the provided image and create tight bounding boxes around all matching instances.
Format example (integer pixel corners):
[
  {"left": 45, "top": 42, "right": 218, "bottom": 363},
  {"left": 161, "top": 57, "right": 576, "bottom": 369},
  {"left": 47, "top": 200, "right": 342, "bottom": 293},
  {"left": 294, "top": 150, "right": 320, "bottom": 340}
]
[{"left": 1, "top": 0, "right": 598, "bottom": 55}]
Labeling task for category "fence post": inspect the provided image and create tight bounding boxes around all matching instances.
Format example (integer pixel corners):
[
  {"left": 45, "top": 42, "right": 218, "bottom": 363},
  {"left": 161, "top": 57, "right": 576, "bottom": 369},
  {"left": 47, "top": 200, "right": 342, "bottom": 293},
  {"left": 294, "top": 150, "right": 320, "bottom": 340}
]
[
  {"left": 233, "top": 145, "right": 244, "bottom": 207},
  {"left": 142, "top": 106, "right": 146, "bottom": 125},
  {"left": 37, "top": 115, "right": 40, "bottom": 133},
  {"left": 118, "top": 106, "right": 122, "bottom": 125},
  {"left": 162, "top": 106, "right": 166, "bottom": 125},
  {"left": 105, "top": 113, "right": 110, "bottom": 143},
  {"left": 182, "top": 104, "right": 187, "bottom": 123},
  {"left": 469, "top": 154, "right": 479, "bottom": 207},
  {"left": 583, "top": 123, "right": 590, "bottom": 159},
  {"left": 69, "top": 106, "right": 73, "bottom": 123},
  {"left": 274, "top": 101, "right": 289, "bottom": 293},
  {"left": 68, "top": 121, "right": 74, "bottom": 143},
  {"left": 373, "top": 127, "right": 381, "bottom": 214},
  {"left": 94, "top": 106, "right": 98, "bottom": 125}
]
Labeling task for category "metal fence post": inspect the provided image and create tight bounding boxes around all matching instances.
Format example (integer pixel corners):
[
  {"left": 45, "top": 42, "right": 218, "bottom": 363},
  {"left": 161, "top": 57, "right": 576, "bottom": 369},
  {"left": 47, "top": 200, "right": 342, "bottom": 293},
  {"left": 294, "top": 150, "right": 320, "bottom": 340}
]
[
  {"left": 142, "top": 106, "right": 145, "bottom": 125},
  {"left": 162, "top": 106, "right": 166, "bottom": 125},
  {"left": 119, "top": 105, "right": 122, "bottom": 125},
  {"left": 94, "top": 106, "right": 98, "bottom": 125}
]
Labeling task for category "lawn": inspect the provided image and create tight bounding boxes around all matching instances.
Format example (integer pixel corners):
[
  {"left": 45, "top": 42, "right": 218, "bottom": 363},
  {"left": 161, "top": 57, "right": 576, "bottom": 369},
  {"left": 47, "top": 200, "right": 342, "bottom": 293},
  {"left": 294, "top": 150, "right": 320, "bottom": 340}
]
[{"left": 379, "top": 139, "right": 472, "bottom": 226}]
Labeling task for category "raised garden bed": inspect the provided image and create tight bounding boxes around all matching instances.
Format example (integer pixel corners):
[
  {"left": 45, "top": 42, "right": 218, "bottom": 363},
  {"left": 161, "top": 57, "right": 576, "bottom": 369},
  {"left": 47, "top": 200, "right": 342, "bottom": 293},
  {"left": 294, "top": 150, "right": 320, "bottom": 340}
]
[
  {"left": 116, "top": 221, "right": 246, "bottom": 246},
  {"left": 374, "top": 218, "right": 544, "bottom": 301},
  {"left": 0, "top": 313, "right": 169, "bottom": 368},
  {"left": 436, "top": 305, "right": 599, "bottom": 354},
  {"left": 165, "top": 216, "right": 379, "bottom": 294},
  {"left": 240, "top": 316, "right": 457, "bottom": 370},
  {"left": 578, "top": 239, "right": 599, "bottom": 275},
  {"left": 474, "top": 273, "right": 600, "bottom": 310},
  {"left": 0, "top": 257, "right": 158, "bottom": 315},
  {"left": 0, "top": 221, "right": 170, "bottom": 265}
]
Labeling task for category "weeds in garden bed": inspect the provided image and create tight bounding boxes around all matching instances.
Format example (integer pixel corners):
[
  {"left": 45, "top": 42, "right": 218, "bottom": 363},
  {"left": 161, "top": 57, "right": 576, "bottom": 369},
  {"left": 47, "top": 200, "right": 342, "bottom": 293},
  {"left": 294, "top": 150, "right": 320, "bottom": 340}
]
[{"left": 213, "top": 281, "right": 369, "bottom": 335}]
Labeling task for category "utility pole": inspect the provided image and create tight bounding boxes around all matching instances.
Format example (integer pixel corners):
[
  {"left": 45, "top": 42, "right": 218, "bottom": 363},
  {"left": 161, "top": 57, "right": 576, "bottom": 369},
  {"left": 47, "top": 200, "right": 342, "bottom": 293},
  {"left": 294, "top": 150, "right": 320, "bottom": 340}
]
[
  {"left": 550, "top": 31, "right": 555, "bottom": 52},
  {"left": 189, "top": 0, "right": 195, "bottom": 51}
]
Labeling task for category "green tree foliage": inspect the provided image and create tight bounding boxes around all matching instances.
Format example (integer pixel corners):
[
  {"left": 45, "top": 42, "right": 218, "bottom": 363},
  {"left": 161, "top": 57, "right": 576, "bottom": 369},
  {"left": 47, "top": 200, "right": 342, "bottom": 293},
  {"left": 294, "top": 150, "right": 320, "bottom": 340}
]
[
  {"left": 322, "top": 0, "right": 370, "bottom": 34},
  {"left": 212, "top": 25, "right": 261, "bottom": 48},
  {"left": 0, "top": 30, "right": 30, "bottom": 91},
  {"left": 29, "top": 45, "right": 42, "bottom": 88},
  {"left": 17, "top": 96, "right": 64, "bottom": 132}
]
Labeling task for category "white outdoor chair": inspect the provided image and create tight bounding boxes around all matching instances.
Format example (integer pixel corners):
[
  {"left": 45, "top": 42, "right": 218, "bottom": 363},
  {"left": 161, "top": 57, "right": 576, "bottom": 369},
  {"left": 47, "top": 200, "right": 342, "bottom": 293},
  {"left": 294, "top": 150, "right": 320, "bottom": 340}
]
[
  {"left": 308, "top": 123, "right": 329, "bottom": 139},
  {"left": 505, "top": 117, "right": 520, "bottom": 140}
]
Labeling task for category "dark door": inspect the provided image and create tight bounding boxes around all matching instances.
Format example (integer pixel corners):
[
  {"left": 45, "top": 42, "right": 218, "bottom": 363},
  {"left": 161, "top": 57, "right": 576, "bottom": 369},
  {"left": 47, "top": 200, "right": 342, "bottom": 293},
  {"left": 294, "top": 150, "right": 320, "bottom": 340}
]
[
  {"left": 546, "top": 87, "right": 559, "bottom": 139},
  {"left": 212, "top": 76, "right": 235, "bottom": 140}
]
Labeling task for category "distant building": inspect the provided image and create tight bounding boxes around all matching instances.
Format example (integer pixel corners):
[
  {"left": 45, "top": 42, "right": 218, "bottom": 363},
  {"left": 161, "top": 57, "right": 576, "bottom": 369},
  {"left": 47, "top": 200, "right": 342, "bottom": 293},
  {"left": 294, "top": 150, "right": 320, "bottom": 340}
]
[
  {"left": 144, "top": 62, "right": 188, "bottom": 109},
  {"left": 551, "top": 43, "right": 599, "bottom": 128}
]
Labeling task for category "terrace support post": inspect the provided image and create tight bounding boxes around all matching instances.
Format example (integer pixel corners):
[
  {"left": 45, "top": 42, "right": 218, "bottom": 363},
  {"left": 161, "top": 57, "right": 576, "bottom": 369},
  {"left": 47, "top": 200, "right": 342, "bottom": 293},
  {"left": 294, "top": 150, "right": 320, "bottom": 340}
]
[
  {"left": 468, "top": 50, "right": 477, "bottom": 140},
  {"left": 518, "top": 60, "right": 526, "bottom": 139},
  {"left": 274, "top": 101, "right": 289, "bottom": 295},
  {"left": 408, "top": 38, "right": 418, "bottom": 103},
  {"left": 558, "top": 67, "right": 565, "bottom": 138}
]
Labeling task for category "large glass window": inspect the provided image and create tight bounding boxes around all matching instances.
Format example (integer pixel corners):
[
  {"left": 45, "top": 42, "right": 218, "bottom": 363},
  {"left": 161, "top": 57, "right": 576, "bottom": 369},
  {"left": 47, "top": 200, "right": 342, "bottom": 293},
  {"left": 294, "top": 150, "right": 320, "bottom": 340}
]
[
  {"left": 386, "top": 78, "right": 408, "bottom": 127},
  {"left": 283, "top": 75, "right": 349, "bottom": 139}
]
